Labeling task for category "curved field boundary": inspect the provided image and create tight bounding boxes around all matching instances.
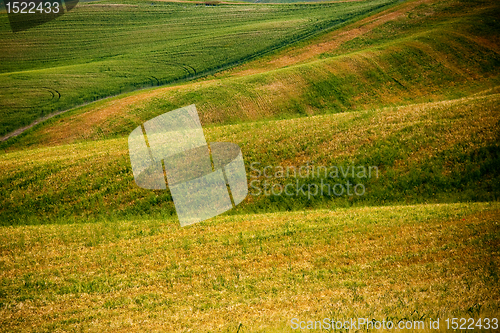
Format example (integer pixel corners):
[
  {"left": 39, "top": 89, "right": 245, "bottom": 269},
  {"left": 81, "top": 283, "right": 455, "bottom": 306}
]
[
  {"left": 231, "top": 0, "right": 433, "bottom": 76},
  {"left": 0, "top": 0, "right": 400, "bottom": 143}
]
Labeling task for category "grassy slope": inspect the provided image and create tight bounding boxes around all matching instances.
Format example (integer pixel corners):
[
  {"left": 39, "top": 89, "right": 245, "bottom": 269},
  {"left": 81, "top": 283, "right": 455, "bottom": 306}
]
[
  {"left": 0, "top": 203, "right": 498, "bottom": 331},
  {"left": 0, "top": 0, "right": 499, "bottom": 225},
  {"left": 0, "top": 0, "right": 397, "bottom": 136},
  {"left": 0, "top": 0, "right": 499, "bottom": 331},
  {"left": 1, "top": 92, "right": 499, "bottom": 224},
  {"left": 5, "top": 0, "right": 499, "bottom": 149}
]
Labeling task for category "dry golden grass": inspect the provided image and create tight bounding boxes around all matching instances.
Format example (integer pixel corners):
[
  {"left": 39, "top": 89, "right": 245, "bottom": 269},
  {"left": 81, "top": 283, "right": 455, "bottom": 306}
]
[
  {"left": 0, "top": 202, "right": 498, "bottom": 332},
  {"left": 207, "top": 93, "right": 500, "bottom": 165}
]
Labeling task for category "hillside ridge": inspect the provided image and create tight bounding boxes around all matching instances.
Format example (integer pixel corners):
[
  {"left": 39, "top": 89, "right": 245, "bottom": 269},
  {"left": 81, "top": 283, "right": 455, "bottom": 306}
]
[{"left": 4, "top": 0, "right": 498, "bottom": 150}]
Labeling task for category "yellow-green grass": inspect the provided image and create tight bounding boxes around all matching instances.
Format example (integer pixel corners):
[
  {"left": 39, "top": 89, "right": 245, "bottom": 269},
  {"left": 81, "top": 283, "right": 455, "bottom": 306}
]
[
  {"left": 1, "top": 92, "right": 499, "bottom": 224},
  {"left": 6, "top": 0, "right": 499, "bottom": 149},
  {"left": 0, "top": 202, "right": 498, "bottom": 332}
]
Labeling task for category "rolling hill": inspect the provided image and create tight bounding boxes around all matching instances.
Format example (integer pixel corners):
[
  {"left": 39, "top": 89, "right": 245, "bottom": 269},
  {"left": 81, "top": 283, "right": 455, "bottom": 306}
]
[
  {"left": 0, "top": 0, "right": 499, "bottom": 331},
  {"left": 0, "top": 0, "right": 399, "bottom": 137},
  {"left": 4, "top": 0, "right": 498, "bottom": 148},
  {"left": 1, "top": 0, "right": 498, "bottom": 224}
]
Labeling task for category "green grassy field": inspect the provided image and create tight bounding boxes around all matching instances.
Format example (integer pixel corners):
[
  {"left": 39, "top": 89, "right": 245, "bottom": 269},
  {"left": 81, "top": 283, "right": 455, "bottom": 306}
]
[
  {"left": 5, "top": 0, "right": 498, "bottom": 149},
  {"left": 0, "top": 0, "right": 398, "bottom": 137},
  {"left": 0, "top": 0, "right": 499, "bottom": 331}
]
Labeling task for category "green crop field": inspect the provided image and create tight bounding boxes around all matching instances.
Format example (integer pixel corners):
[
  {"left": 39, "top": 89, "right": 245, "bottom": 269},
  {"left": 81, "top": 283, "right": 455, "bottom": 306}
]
[
  {"left": 0, "top": 0, "right": 398, "bottom": 137},
  {"left": 0, "top": 0, "right": 499, "bottom": 331},
  {"left": 5, "top": 0, "right": 499, "bottom": 148}
]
